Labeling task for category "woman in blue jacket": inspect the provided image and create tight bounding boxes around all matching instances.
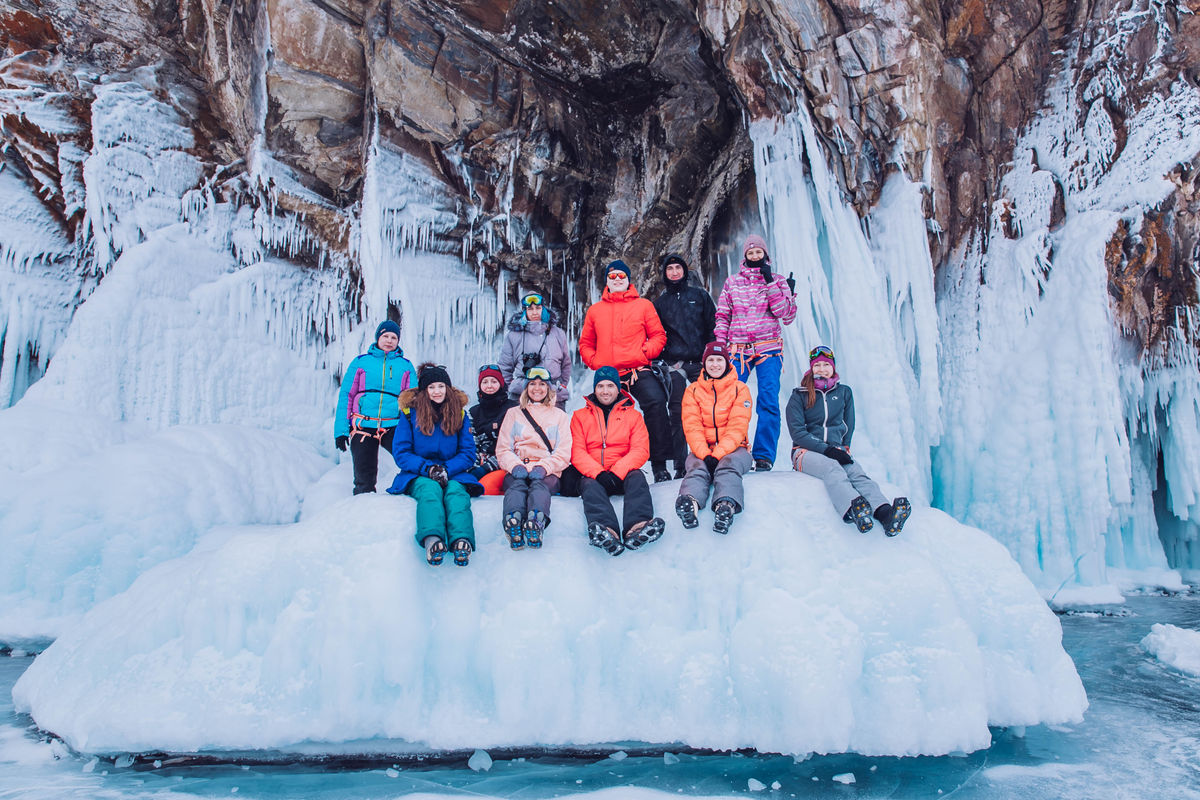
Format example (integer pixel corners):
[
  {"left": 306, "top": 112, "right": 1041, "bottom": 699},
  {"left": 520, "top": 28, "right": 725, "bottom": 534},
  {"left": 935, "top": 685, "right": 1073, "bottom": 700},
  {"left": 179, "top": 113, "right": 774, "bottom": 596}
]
[
  {"left": 334, "top": 320, "right": 417, "bottom": 494},
  {"left": 388, "top": 364, "right": 482, "bottom": 566},
  {"left": 785, "top": 346, "right": 910, "bottom": 536}
]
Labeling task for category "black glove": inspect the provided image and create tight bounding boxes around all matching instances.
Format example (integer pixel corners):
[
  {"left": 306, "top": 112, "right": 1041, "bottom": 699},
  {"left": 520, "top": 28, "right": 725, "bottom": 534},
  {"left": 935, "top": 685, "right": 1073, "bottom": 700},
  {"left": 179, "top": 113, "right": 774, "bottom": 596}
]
[
  {"left": 824, "top": 445, "right": 853, "bottom": 466},
  {"left": 759, "top": 262, "right": 773, "bottom": 282},
  {"left": 596, "top": 470, "right": 623, "bottom": 494},
  {"left": 426, "top": 464, "right": 449, "bottom": 487},
  {"left": 335, "top": 435, "right": 348, "bottom": 452},
  {"left": 480, "top": 454, "right": 499, "bottom": 473},
  {"left": 529, "top": 465, "right": 547, "bottom": 481},
  {"left": 703, "top": 455, "right": 719, "bottom": 475},
  {"left": 511, "top": 464, "right": 529, "bottom": 480},
  {"left": 786, "top": 272, "right": 796, "bottom": 295}
]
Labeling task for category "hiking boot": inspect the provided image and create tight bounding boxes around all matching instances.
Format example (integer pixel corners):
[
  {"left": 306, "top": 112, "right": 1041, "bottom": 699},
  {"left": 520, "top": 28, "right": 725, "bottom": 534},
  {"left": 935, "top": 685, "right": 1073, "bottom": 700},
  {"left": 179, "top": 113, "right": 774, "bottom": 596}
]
[
  {"left": 879, "top": 497, "right": 911, "bottom": 537},
  {"left": 625, "top": 517, "right": 665, "bottom": 550},
  {"left": 451, "top": 538, "right": 472, "bottom": 566},
  {"left": 712, "top": 498, "right": 737, "bottom": 535},
  {"left": 753, "top": 458, "right": 773, "bottom": 472},
  {"left": 652, "top": 462, "right": 672, "bottom": 483},
  {"left": 503, "top": 512, "right": 525, "bottom": 550},
  {"left": 423, "top": 535, "right": 446, "bottom": 566},
  {"left": 675, "top": 495, "right": 700, "bottom": 529},
  {"left": 524, "top": 510, "right": 546, "bottom": 548},
  {"left": 587, "top": 522, "right": 624, "bottom": 556},
  {"left": 845, "top": 496, "right": 874, "bottom": 533}
]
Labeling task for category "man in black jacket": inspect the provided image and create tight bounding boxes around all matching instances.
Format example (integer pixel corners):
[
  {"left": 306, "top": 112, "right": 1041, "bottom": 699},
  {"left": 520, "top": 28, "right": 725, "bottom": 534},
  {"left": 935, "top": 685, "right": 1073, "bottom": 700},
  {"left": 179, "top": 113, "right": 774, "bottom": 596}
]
[{"left": 653, "top": 253, "right": 718, "bottom": 478}]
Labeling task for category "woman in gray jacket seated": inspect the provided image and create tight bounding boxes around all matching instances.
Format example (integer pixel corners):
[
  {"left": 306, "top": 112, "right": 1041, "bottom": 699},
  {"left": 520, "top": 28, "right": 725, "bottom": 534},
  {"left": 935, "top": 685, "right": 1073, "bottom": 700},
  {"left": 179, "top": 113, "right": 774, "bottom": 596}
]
[
  {"left": 499, "top": 292, "right": 573, "bottom": 409},
  {"left": 785, "top": 345, "right": 910, "bottom": 536}
]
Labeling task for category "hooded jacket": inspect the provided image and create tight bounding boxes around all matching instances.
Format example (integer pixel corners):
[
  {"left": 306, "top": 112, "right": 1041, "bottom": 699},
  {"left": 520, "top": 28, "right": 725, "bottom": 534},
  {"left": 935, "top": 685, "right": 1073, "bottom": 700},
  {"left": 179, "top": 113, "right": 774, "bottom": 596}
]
[
  {"left": 578, "top": 285, "right": 667, "bottom": 371},
  {"left": 498, "top": 307, "right": 573, "bottom": 403},
  {"left": 569, "top": 393, "right": 650, "bottom": 479},
  {"left": 653, "top": 255, "right": 717, "bottom": 364},
  {"left": 680, "top": 368, "right": 753, "bottom": 460},
  {"left": 468, "top": 391, "right": 519, "bottom": 458},
  {"left": 785, "top": 380, "right": 855, "bottom": 451},
  {"left": 714, "top": 235, "right": 797, "bottom": 345},
  {"left": 334, "top": 345, "right": 417, "bottom": 437},
  {"left": 387, "top": 388, "right": 482, "bottom": 494},
  {"left": 496, "top": 402, "right": 573, "bottom": 476}
]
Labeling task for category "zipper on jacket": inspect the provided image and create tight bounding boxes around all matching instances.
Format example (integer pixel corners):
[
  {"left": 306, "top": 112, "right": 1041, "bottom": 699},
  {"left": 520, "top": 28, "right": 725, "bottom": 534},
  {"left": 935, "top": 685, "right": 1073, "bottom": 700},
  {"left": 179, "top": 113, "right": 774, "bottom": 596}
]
[
  {"left": 820, "top": 388, "right": 830, "bottom": 443},
  {"left": 711, "top": 383, "right": 720, "bottom": 442}
]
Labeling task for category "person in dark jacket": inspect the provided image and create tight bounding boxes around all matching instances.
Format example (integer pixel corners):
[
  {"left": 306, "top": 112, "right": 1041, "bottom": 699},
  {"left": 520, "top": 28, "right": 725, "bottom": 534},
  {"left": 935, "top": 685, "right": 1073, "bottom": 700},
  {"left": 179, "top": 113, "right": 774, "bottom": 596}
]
[
  {"left": 468, "top": 364, "right": 518, "bottom": 495},
  {"left": 785, "top": 346, "right": 911, "bottom": 536},
  {"left": 388, "top": 364, "right": 483, "bottom": 566},
  {"left": 499, "top": 292, "right": 574, "bottom": 408},
  {"left": 570, "top": 366, "right": 665, "bottom": 555},
  {"left": 334, "top": 320, "right": 417, "bottom": 494},
  {"left": 653, "top": 253, "right": 717, "bottom": 478}
]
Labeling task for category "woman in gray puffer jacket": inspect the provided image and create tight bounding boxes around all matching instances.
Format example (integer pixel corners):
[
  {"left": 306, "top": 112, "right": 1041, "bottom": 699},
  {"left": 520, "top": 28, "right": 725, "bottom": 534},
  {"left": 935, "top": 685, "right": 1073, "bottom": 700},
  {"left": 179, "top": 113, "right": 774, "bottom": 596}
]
[
  {"left": 785, "top": 345, "right": 911, "bottom": 536},
  {"left": 499, "top": 292, "right": 573, "bottom": 408}
]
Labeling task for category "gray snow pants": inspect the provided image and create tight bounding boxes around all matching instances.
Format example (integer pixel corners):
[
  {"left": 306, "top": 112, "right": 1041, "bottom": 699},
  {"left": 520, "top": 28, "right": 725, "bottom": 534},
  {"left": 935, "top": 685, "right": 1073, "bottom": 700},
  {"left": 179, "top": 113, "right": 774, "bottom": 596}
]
[
  {"left": 502, "top": 474, "right": 559, "bottom": 522},
  {"left": 791, "top": 447, "right": 888, "bottom": 517},
  {"left": 678, "top": 447, "right": 752, "bottom": 511}
]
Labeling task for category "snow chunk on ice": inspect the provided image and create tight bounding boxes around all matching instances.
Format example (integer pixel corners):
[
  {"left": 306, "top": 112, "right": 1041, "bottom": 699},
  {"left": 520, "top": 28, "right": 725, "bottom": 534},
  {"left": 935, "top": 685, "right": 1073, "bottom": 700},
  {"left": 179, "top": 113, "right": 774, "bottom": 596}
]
[
  {"left": 467, "top": 749, "right": 492, "bottom": 771},
  {"left": 832, "top": 772, "right": 856, "bottom": 784},
  {"left": 1141, "top": 623, "right": 1200, "bottom": 676},
  {"left": 747, "top": 777, "right": 766, "bottom": 791},
  {"left": 14, "top": 475, "right": 1086, "bottom": 757}
]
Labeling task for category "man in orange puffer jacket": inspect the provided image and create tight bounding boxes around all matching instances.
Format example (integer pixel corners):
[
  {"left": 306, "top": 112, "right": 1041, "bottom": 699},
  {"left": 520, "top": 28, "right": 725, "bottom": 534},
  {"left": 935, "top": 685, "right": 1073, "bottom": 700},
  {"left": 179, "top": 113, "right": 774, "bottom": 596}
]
[
  {"left": 578, "top": 260, "right": 672, "bottom": 483},
  {"left": 676, "top": 341, "right": 754, "bottom": 534},
  {"left": 570, "top": 366, "right": 665, "bottom": 556}
]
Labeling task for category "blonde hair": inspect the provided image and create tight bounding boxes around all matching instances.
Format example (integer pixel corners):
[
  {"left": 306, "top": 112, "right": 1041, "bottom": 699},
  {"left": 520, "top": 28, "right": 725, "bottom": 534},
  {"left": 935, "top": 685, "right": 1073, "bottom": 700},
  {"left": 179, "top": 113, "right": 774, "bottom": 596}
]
[{"left": 520, "top": 381, "right": 556, "bottom": 409}]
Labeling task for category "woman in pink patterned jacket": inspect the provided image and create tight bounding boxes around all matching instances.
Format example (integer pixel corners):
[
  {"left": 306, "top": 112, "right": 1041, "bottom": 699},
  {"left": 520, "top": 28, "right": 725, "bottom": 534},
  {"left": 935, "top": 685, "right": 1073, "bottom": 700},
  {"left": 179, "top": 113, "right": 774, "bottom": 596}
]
[{"left": 714, "top": 234, "right": 797, "bottom": 471}]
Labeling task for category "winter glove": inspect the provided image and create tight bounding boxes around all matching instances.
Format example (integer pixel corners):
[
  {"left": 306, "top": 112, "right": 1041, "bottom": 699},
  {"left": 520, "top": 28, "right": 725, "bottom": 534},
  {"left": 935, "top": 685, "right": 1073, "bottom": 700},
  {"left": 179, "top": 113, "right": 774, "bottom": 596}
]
[
  {"left": 703, "top": 455, "right": 719, "bottom": 475},
  {"left": 479, "top": 454, "right": 499, "bottom": 472},
  {"left": 823, "top": 445, "right": 853, "bottom": 466},
  {"left": 759, "top": 262, "right": 773, "bottom": 282},
  {"left": 511, "top": 464, "right": 529, "bottom": 480},
  {"left": 335, "top": 435, "right": 348, "bottom": 452},
  {"left": 426, "top": 464, "right": 450, "bottom": 487},
  {"left": 786, "top": 272, "right": 796, "bottom": 295},
  {"left": 529, "top": 465, "right": 547, "bottom": 481},
  {"left": 596, "top": 470, "right": 623, "bottom": 494}
]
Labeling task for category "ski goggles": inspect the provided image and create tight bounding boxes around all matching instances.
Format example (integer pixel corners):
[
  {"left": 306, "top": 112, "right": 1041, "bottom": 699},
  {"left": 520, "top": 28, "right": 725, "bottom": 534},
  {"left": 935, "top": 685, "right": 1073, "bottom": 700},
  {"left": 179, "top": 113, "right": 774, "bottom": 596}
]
[
  {"left": 524, "top": 366, "right": 552, "bottom": 382},
  {"left": 478, "top": 363, "right": 502, "bottom": 374},
  {"left": 809, "top": 345, "right": 835, "bottom": 362},
  {"left": 522, "top": 293, "right": 544, "bottom": 307},
  {"left": 607, "top": 271, "right": 629, "bottom": 281}
]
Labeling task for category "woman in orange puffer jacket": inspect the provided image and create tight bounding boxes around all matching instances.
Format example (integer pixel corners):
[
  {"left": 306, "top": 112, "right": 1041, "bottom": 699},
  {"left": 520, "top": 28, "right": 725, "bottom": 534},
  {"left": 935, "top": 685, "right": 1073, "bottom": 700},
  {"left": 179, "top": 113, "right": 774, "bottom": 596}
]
[
  {"left": 570, "top": 366, "right": 664, "bottom": 556},
  {"left": 676, "top": 342, "right": 754, "bottom": 534}
]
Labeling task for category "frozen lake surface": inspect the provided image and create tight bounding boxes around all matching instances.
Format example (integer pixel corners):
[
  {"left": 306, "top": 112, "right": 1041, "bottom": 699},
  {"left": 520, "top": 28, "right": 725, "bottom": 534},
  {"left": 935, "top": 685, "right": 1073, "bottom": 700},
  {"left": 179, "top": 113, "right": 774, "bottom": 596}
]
[{"left": 2, "top": 593, "right": 1197, "bottom": 799}]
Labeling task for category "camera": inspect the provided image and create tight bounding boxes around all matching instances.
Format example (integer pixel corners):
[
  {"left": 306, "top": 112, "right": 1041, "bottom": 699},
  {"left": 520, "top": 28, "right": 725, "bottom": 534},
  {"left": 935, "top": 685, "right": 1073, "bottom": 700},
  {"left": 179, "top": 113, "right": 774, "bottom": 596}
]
[{"left": 520, "top": 352, "right": 542, "bottom": 371}]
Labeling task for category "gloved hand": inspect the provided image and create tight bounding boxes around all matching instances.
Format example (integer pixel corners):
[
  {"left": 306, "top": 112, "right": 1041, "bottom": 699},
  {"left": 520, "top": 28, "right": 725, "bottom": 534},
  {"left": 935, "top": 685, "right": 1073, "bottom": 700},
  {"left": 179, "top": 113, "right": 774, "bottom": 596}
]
[
  {"left": 480, "top": 454, "right": 499, "bottom": 473},
  {"left": 703, "top": 455, "right": 719, "bottom": 475},
  {"left": 335, "top": 435, "right": 348, "bottom": 452},
  {"left": 596, "top": 470, "right": 623, "bottom": 494},
  {"left": 511, "top": 464, "right": 529, "bottom": 480},
  {"left": 786, "top": 272, "right": 796, "bottom": 295},
  {"left": 427, "top": 464, "right": 449, "bottom": 487},
  {"left": 823, "top": 445, "right": 853, "bottom": 466},
  {"left": 759, "top": 261, "right": 773, "bottom": 282},
  {"left": 529, "top": 465, "right": 547, "bottom": 481}
]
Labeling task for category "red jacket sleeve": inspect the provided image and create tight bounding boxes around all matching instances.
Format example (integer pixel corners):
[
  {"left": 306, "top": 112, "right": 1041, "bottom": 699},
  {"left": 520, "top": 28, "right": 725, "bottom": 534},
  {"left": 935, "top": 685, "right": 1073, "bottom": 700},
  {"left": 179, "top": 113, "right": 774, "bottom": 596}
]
[
  {"left": 578, "top": 307, "right": 599, "bottom": 369},
  {"left": 610, "top": 410, "right": 650, "bottom": 478},
  {"left": 570, "top": 410, "right": 604, "bottom": 478}
]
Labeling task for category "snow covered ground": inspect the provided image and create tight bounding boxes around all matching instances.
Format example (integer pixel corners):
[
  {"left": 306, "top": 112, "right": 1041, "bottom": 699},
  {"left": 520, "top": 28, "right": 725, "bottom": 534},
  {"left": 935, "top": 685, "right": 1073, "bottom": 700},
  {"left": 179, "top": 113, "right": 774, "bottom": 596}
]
[
  {"left": 1141, "top": 622, "right": 1200, "bottom": 676},
  {"left": 14, "top": 472, "right": 1084, "bottom": 758}
]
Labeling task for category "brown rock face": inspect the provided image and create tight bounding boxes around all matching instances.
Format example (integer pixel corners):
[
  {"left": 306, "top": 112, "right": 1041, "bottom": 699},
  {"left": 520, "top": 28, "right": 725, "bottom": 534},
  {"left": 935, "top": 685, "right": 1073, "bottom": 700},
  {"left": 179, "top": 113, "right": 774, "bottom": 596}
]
[{"left": 1, "top": 0, "right": 1197, "bottom": 330}]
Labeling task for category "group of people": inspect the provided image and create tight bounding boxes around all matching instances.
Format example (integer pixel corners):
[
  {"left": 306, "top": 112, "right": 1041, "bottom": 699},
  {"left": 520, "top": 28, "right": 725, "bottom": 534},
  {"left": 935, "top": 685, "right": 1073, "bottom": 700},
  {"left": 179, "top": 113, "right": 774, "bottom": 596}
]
[{"left": 334, "top": 237, "right": 911, "bottom": 566}]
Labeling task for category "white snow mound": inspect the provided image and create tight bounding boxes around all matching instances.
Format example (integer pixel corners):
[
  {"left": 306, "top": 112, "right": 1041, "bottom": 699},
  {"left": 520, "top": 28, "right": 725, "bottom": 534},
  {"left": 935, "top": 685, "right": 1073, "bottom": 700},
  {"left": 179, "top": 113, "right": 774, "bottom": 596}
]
[
  {"left": 1141, "top": 623, "right": 1200, "bottom": 676},
  {"left": 0, "top": 419, "right": 328, "bottom": 643},
  {"left": 13, "top": 474, "right": 1086, "bottom": 756}
]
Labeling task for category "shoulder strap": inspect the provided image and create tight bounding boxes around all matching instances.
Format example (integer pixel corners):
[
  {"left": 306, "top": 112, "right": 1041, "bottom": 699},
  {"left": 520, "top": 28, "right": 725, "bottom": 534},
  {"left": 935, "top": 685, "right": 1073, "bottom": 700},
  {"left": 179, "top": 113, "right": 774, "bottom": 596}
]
[{"left": 521, "top": 407, "right": 555, "bottom": 452}]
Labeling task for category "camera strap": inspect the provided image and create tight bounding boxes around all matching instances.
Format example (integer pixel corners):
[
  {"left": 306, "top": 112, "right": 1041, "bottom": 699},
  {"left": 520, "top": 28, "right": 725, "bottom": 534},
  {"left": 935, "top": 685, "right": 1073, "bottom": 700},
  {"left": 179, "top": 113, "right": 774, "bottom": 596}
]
[{"left": 521, "top": 408, "right": 555, "bottom": 454}]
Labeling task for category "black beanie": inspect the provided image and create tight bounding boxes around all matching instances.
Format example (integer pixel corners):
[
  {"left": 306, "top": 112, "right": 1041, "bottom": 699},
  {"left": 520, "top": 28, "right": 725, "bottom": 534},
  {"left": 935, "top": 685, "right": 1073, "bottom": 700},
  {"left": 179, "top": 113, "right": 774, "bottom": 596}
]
[{"left": 418, "top": 364, "right": 452, "bottom": 392}]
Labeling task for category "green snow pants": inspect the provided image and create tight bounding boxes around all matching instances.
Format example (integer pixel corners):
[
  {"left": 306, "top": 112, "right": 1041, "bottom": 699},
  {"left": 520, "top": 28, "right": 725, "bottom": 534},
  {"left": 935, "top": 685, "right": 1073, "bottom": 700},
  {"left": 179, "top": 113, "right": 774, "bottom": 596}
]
[{"left": 407, "top": 476, "right": 475, "bottom": 548}]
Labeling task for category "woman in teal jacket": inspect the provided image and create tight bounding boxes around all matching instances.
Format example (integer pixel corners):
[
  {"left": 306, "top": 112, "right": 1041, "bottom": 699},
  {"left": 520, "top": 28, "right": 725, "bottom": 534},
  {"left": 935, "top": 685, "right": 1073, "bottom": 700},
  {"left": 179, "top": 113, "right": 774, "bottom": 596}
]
[
  {"left": 334, "top": 320, "right": 417, "bottom": 494},
  {"left": 388, "top": 364, "right": 482, "bottom": 566}
]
